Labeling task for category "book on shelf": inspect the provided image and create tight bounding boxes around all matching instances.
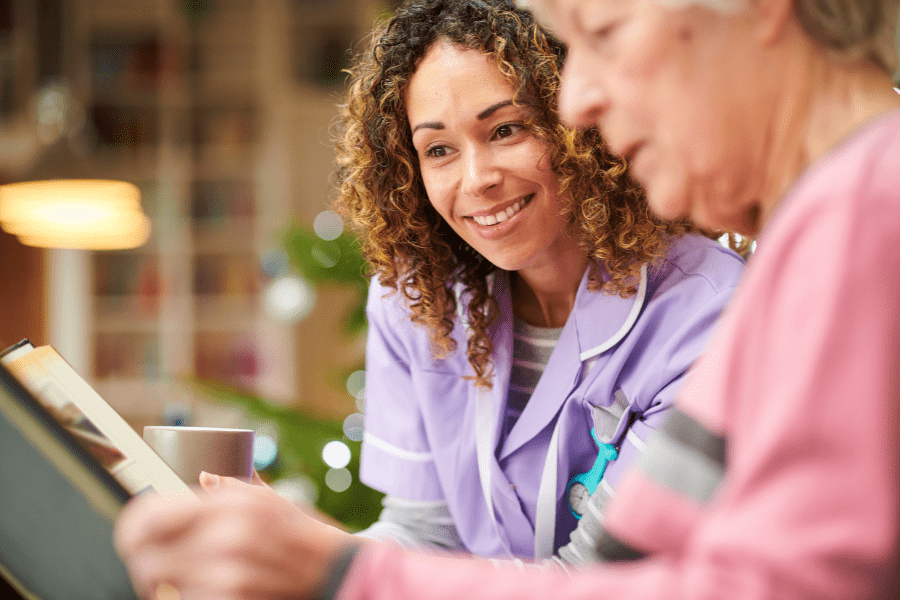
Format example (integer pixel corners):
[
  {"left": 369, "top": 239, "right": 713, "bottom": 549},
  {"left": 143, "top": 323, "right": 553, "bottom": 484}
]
[
  {"left": 0, "top": 353, "right": 141, "bottom": 599},
  {"left": 0, "top": 339, "right": 193, "bottom": 497}
]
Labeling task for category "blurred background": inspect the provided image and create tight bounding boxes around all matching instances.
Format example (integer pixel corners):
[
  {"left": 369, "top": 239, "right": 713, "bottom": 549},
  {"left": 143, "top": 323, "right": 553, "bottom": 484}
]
[{"left": 0, "top": 0, "right": 399, "bottom": 530}]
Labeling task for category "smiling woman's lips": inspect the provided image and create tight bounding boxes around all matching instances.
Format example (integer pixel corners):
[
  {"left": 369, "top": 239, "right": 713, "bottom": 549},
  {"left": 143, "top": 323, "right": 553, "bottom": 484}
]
[
  {"left": 469, "top": 194, "right": 534, "bottom": 226},
  {"left": 467, "top": 194, "right": 535, "bottom": 240}
]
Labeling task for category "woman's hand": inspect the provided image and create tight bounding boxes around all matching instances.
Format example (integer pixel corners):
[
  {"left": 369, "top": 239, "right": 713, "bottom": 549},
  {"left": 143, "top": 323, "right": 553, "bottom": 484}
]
[
  {"left": 199, "top": 471, "right": 350, "bottom": 531},
  {"left": 115, "top": 475, "right": 360, "bottom": 600}
]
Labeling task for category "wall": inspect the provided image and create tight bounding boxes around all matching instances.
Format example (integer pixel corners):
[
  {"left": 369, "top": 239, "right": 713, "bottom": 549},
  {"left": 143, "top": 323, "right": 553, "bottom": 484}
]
[{"left": 0, "top": 230, "right": 45, "bottom": 349}]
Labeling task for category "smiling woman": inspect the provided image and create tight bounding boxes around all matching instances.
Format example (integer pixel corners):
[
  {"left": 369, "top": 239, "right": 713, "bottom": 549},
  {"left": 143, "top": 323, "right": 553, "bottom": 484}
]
[
  {"left": 329, "top": 0, "right": 744, "bottom": 564},
  {"left": 406, "top": 41, "right": 583, "bottom": 293}
]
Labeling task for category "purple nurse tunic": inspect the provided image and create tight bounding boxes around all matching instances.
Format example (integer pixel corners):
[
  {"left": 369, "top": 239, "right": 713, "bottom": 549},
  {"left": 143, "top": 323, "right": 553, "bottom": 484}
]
[{"left": 359, "top": 233, "right": 744, "bottom": 559}]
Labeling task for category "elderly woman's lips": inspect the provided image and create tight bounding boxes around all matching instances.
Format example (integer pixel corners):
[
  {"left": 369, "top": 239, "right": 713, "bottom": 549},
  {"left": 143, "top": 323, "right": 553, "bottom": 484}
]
[{"left": 620, "top": 142, "right": 643, "bottom": 163}]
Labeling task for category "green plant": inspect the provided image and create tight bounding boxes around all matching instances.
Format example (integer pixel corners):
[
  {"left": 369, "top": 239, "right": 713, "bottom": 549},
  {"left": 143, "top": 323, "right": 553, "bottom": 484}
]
[{"left": 281, "top": 221, "right": 369, "bottom": 337}]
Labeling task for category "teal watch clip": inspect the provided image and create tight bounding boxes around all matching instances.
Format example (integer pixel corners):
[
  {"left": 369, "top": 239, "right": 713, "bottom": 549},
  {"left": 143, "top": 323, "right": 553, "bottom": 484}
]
[{"left": 566, "top": 428, "right": 618, "bottom": 519}]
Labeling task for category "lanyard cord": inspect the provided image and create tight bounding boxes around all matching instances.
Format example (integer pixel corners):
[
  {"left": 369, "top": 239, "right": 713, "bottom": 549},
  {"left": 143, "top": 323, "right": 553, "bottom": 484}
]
[
  {"left": 475, "top": 386, "right": 515, "bottom": 557},
  {"left": 475, "top": 385, "right": 565, "bottom": 560}
]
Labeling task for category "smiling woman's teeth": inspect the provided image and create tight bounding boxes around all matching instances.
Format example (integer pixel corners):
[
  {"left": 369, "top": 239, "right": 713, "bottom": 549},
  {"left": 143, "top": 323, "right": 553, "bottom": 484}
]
[{"left": 472, "top": 198, "right": 527, "bottom": 226}]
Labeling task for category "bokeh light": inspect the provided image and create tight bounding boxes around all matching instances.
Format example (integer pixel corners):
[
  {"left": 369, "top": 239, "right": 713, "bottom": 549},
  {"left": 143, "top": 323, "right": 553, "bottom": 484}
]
[
  {"left": 325, "top": 467, "right": 352, "bottom": 492},
  {"left": 346, "top": 370, "right": 366, "bottom": 398},
  {"left": 263, "top": 275, "right": 316, "bottom": 322},
  {"left": 342, "top": 413, "right": 365, "bottom": 442},
  {"left": 161, "top": 402, "right": 191, "bottom": 427},
  {"left": 313, "top": 210, "right": 344, "bottom": 241},
  {"left": 271, "top": 475, "right": 318, "bottom": 505},
  {"left": 354, "top": 387, "right": 365, "bottom": 413},
  {"left": 253, "top": 434, "right": 278, "bottom": 470},
  {"left": 322, "top": 440, "right": 351, "bottom": 469},
  {"left": 311, "top": 241, "right": 340, "bottom": 268},
  {"left": 260, "top": 247, "right": 289, "bottom": 278}
]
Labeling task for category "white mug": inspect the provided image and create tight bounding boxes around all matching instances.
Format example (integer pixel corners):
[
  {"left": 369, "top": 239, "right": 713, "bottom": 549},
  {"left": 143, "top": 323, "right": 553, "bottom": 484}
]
[{"left": 143, "top": 425, "right": 255, "bottom": 484}]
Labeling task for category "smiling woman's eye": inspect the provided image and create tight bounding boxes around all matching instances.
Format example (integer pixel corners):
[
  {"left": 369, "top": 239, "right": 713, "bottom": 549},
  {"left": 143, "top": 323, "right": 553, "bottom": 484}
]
[
  {"left": 424, "top": 144, "right": 449, "bottom": 158},
  {"left": 493, "top": 123, "right": 524, "bottom": 140}
]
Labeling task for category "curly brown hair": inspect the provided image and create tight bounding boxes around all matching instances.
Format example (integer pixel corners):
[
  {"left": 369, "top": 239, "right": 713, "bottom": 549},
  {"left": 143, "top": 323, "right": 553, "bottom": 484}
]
[{"left": 333, "top": 0, "right": 689, "bottom": 387}]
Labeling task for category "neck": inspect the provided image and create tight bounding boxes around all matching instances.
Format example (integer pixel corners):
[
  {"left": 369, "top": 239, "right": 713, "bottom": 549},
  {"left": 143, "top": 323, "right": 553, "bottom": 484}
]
[
  {"left": 755, "top": 40, "right": 900, "bottom": 231},
  {"left": 512, "top": 252, "right": 588, "bottom": 328}
]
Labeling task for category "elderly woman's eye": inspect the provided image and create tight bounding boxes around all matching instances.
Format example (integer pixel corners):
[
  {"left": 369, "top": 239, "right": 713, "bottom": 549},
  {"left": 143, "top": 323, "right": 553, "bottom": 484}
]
[{"left": 591, "top": 22, "right": 617, "bottom": 42}]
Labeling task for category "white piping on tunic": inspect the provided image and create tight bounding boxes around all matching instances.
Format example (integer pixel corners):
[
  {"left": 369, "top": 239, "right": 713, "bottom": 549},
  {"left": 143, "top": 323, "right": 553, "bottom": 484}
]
[
  {"left": 475, "top": 387, "right": 515, "bottom": 556},
  {"left": 626, "top": 428, "right": 648, "bottom": 453},
  {"left": 579, "top": 264, "right": 649, "bottom": 361},
  {"left": 363, "top": 431, "right": 434, "bottom": 462}
]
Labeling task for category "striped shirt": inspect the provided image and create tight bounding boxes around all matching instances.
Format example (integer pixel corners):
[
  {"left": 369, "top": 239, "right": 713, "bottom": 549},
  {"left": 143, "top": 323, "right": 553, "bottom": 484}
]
[{"left": 500, "top": 318, "right": 563, "bottom": 446}]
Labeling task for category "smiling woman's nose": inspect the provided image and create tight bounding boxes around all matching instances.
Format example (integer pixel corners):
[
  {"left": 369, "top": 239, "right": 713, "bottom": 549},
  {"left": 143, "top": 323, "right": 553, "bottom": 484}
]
[
  {"left": 462, "top": 149, "right": 503, "bottom": 196},
  {"left": 559, "top": 51, "right": 608, "bottom": 128}
]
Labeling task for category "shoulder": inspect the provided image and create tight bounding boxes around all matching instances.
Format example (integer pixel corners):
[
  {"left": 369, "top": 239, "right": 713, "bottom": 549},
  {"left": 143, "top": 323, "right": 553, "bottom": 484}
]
[
  {"left": 651, "top": 233, "right": 745, "bottom": 298},
  {"left": 366, "top": 274, "right": 420, "bottom": 333},
  {"left": 764, "top": 112, "right": 900, "bottom": 260},
  {"left": 365, "top": 274, "right": 471, "bottom": 363},
  {"left": 788, "top": 111, "right": 900, "bottom": 219}
]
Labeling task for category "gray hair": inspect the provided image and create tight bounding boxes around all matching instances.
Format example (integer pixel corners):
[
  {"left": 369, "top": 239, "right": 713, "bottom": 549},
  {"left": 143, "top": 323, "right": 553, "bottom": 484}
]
[
  {"left": 794, "top": 0, "right": 900, "bottom": 75},
  {"left": 660, "top": 0, "right": 900, "bottom": 75},
  {"left": 521, "top": 0, "right": 899, "bottom": 78}
]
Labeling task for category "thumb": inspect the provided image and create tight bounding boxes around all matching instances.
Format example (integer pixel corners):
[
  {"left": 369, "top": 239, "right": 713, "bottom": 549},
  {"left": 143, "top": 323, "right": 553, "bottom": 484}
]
[
  {"left": 199, "top": 471, "right": 258, "bottom": 492},
  {"left": 198, "top": 471, "right": 220, "bottom": 490}
]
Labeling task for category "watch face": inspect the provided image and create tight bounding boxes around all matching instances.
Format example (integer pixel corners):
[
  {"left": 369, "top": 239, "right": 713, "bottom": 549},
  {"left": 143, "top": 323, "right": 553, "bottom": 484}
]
[{"left": 568, "top": 482, "right": 590, "bottom": 517}]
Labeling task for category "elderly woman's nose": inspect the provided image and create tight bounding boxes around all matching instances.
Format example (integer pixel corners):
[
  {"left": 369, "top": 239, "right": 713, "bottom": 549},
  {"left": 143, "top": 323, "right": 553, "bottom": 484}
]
[
  {"left": 462, "top": 149, "right": 502, "bottom": 196},
  {"left": 559, "top": 53, "right": 608, "bottom": 128}
]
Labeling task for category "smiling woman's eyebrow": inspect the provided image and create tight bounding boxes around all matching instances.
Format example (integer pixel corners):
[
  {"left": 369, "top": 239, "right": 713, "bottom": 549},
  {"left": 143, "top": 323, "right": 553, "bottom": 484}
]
[
  {"left": 411, "top": 99, "right": 517, "bottom": 136},
  {"left": 411, "top": 121, "right": 443, "bottom": 135},
  {"left": 477, "top": 99, "right": 514, "bottom": 120}
]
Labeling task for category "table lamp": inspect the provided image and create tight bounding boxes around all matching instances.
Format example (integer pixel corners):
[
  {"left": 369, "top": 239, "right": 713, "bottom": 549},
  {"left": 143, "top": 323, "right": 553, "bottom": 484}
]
[{"left": 0, "top": 179, "right": 151, "bottom": 250}]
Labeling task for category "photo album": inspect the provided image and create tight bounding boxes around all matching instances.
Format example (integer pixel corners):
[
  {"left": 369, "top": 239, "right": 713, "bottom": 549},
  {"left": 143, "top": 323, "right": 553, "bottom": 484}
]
[
  {"left": 0, "top": 345, "right": 141, "bottom": 599},
  {"left": 1, "top": 339, "right": 192, "bottom": 496}
]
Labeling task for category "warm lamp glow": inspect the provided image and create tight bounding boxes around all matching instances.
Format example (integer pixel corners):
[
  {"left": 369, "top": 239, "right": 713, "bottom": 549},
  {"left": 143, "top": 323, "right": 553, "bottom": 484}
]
[
  {"left": 16, "top": 213, "right": 152, "bottom": 249},
  {"left": 0, "top": 179, "right": 151, "bottom": 250}
]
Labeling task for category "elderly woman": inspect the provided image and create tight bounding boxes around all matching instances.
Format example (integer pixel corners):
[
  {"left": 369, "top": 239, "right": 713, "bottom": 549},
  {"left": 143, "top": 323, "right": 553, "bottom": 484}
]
[{"left": 115, "top": 0, "right": 900, "bottom": 598}]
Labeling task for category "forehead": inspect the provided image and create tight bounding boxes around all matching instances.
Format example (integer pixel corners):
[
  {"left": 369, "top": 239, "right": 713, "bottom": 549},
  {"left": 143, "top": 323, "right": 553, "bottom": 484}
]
[
  {"left": 406, "top": 42, "right": 517, "bottom": 120},
  {"left": 523, "top": 0, "right": 624, "bottom": 33}
]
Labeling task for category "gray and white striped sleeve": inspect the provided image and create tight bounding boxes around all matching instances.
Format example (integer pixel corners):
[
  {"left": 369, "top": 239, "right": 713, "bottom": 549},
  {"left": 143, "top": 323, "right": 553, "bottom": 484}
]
[
  {"left": 354, "top": 495, "right": 465, "bottom": 552},
  {"left": 355, "top": 452, "right": 637, "bottom": 569}
]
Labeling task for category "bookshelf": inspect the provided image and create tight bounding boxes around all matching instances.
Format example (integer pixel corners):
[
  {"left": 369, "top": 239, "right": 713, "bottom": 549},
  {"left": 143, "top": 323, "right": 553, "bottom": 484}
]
[
  {"left": 0, "top": 0, "right": 394, "bottom": 430},
  {"left": 65, "top": 0, "right": 262, "bottom": 424}
]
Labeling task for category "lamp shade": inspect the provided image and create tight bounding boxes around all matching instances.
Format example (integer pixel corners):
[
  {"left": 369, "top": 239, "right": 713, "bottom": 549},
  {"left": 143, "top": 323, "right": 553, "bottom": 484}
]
[{"left": 0, "top": 179, "right": 151, "bottom": 249}]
